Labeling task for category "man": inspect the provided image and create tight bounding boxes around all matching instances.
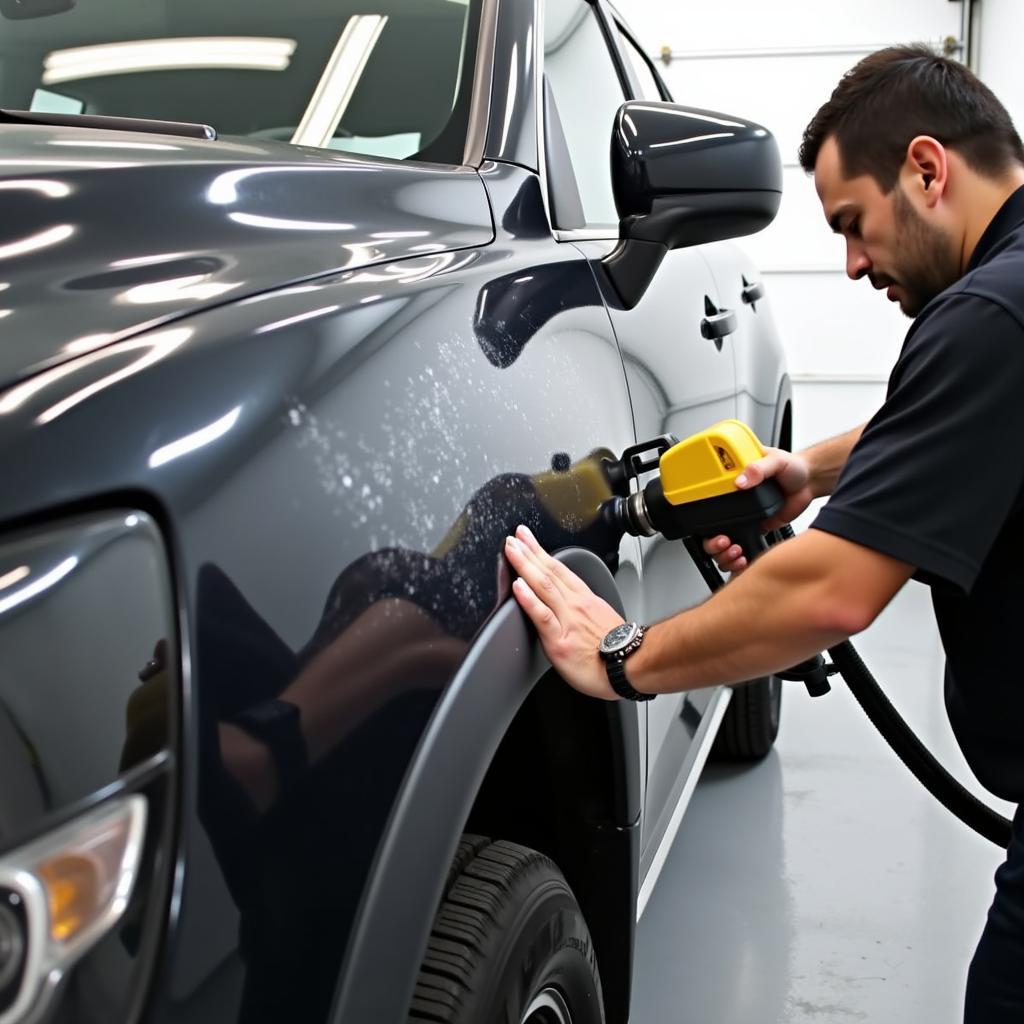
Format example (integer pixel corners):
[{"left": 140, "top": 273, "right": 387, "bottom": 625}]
[{"left": 503, "top": 45, "right": 1024, "bottom": 1022}]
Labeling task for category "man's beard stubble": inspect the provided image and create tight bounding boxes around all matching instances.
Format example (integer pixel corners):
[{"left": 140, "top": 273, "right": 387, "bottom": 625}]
[{"left": 888, "top": 188, "right": 961, "bottom": 318}]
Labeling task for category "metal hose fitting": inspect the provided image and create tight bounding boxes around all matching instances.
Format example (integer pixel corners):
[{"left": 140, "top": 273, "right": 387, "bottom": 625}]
[{"left": 605, "top": 492, "right": 658, "bottom": 537}]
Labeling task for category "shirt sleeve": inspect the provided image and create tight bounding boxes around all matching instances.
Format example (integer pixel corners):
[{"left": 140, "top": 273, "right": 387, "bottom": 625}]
[{"left": 812, "top": 291, "right": 1024, "bottom": 593}]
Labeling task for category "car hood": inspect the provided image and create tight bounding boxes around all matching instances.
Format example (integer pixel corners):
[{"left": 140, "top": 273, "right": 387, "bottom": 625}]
[{"left": 0, "top": 125, "right": 493, "bottom": 390}]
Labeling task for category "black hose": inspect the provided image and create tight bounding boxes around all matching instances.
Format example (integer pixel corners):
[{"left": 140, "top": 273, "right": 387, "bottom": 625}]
[
  {"left": 637, "top": 498, "right": 1011, "bottom": 847},
  {"left": 827, "top": 639, "right": 1012, "bottom": 848},
  {"left": 770, "top": 525, "right": 1013, "bottom": 849}
]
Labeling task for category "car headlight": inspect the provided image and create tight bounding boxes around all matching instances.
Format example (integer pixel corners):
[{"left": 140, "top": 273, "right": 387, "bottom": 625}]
[{"left": 0, "top": 512, "right": 178, "bottom": 1024}]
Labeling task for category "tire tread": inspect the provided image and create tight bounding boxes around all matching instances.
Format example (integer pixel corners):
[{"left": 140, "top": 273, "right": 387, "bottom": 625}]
[
  {"left": 713, "top": 675, "right": 781, "bottom": 760},
  {"left": 407, "top": 838, "right": 560, "bottom": 1023}
]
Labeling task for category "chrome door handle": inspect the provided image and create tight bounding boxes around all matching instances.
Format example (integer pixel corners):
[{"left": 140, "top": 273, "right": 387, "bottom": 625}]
[
  {"left": 700, "top": 308, "right": 737, "bottom": 343},
  {"left": 741, "top": 279, "right": 765, "bottom": 305}
]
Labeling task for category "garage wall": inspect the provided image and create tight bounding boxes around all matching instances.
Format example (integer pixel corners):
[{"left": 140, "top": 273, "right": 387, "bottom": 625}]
[{"left": 614, "top": 1, "right": 1005, "bottom": 450}]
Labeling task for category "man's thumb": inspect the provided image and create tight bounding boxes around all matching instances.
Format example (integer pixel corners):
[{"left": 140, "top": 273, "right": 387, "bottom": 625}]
[{"left": 735, "top": 459, "right": 766, "bottom": 489}]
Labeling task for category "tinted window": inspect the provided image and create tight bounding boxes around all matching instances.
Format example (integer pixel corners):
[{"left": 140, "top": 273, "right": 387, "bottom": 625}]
[
  {"left": 0, "top": 0, "right": 478, "bottom": 162},
  {"left": 544, "top": 0, "right": 626, "bottom": 227},
  {"left": 616, "top": 26, "right": 666, "bottom": 102}
]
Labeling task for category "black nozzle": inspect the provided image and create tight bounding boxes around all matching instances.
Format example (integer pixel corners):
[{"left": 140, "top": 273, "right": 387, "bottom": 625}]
[{"left": 603, "top": 493, "right": 657, "bottom": 538}]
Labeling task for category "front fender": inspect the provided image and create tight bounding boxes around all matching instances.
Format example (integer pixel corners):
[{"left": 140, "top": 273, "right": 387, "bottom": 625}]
[{"left": 329, "top": 547, "right": 638, "bottom": 1024}]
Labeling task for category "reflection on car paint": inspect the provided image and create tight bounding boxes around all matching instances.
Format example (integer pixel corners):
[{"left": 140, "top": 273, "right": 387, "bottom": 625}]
[
  {"left": 176, "top": 446, "right": 621, "bottom": 1019},
  {"left": 0, "top": 127, "right": 494, "bottom": 387}
]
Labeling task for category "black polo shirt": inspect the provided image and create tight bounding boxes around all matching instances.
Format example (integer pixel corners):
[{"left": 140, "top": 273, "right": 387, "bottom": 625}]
[{"left": 812, "top": 184, "right": 1024, "bottom": 803}]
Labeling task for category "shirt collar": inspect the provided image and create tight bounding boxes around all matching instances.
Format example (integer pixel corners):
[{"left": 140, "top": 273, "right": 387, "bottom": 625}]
[{"left": 967, "top": 183, "right": 1024, "bottom": 272}]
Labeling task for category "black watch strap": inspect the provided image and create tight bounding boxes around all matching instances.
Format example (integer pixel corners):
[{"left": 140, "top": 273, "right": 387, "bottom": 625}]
[
  {"left": 230, "top": 699, "right": 308, "bottom": 792},
  {"left": 606, "top": 658, "right": 655, "bottom": 702}
]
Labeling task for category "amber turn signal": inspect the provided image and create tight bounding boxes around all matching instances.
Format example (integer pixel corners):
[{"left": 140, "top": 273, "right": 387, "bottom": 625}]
[{"left": 0, "top": 795, "right": 146, "bottom": 1024}]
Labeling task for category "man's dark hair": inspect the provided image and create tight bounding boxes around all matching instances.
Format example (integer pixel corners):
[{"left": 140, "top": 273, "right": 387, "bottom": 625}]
[{"left": 799, "top": 45, "right": 1024, "bottom": 191}]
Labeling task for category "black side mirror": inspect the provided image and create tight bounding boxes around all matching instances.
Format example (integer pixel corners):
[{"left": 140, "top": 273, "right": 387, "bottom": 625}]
[
  {"left": 0, "top": 0, "right": 74, "bottom": 18},
  {"left": 602, "top": 101, "right": 782, "bottom": 309}
]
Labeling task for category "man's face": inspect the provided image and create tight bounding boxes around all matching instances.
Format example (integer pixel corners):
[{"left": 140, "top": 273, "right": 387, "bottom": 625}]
[{"left": 814, "top": 136, "right": 960, "bottom": 317}]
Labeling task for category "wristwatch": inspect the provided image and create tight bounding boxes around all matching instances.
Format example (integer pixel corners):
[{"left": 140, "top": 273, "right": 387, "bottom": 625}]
[
  {"left": 598, "top": 622, "right": 654, "bottom": 701},
  {"left": 228, "top": 698, "right": 308, "bottom": 792}
]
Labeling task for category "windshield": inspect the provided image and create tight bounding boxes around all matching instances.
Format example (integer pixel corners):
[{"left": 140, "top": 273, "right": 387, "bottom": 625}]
[{"left": 0, "top": 0, "right": 479, "bottom": 162}]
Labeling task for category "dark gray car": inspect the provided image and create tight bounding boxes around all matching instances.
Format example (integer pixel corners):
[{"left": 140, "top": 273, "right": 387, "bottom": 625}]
[{"left": 0, "top": 1, "right": 790, "bottom": 1021}]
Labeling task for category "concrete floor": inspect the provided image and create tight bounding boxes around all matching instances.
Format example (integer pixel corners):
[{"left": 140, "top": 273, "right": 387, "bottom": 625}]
[{"left": 631, "top": 580, "right": 1016, "bottom": 1023}]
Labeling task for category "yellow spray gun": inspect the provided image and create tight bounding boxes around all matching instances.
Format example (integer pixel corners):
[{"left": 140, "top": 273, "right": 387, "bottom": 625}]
[
  {"left": 599, "top": 420, "right": 1013, "bottom": 846},
  {"left": 603, "top": 419, "right": 834, "bottom": 696}
]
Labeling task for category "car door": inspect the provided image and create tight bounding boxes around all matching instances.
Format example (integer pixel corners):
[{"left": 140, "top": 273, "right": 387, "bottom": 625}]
[{"left": 542, "top": 0, "right": 738, "bottom": 866}]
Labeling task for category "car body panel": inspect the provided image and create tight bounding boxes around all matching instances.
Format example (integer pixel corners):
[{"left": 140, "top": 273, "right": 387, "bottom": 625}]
[
  {"left": 0, "top": 154, "right": 642, "bottom": 1022},
  {"left": 575, "top": 238, "right": 739, "bottom": 859},
  {"left": 0, "top": 0, "right": 790, "bottom": 1021},
  {"left": 330, "top": 546, "right": 639, "bottom": 1024},
  {"left": 481, "top": 0, "right": 539, "bottom": 172},
  {"left": 0, "top": 125, "right": 493, "bottom": 388},
  {"left": 701, "top": 240, "right": 790, "bottom": 446}
]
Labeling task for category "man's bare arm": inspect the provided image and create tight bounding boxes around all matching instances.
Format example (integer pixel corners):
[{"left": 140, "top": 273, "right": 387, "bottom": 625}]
[
  {"left": 801, "top": 423, "right": 865, "bottom": 497},
  {"left": 504, "top": 524, "right": 914, "bottom": 701},
  {"left": 627, "top": 526, "right": 912, "bottom": 695}
]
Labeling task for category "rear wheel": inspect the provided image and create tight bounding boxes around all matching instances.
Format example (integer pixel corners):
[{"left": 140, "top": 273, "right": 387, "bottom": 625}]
[
  {"left": 713, "top": 672, "right": 781, "bottom": 760},
  {"left": 409, "top": 836, "right": 605, "bottom": 1024},
  {"left": 713, "top": 514, "right": 787, "bottom": 761}
]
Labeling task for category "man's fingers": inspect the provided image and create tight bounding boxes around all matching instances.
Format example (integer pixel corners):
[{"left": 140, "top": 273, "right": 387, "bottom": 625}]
[
  {"left": 511, "top": 578, "right": 561, "bottom": 640},
  {"left": 505, "top": 535, "right": 571, "bottom": 618},
  {"left": 702, "top": 534, "right": 748, "bottom": 572},
  {"left": 702, "top": 534, "right": 731, "bottom": 555},
  {"left": 514, "top": 524, "right": 586, "bottom": 592}
]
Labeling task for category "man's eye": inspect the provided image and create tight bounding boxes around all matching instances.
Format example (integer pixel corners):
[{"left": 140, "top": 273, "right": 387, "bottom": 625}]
[{"left": 846, "top": 217, "right": 861, "bottom": 238}]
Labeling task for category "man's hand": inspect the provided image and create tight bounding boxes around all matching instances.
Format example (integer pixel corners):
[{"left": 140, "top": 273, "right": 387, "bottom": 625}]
[
  {"left": 704, "top": 447, "right": 815, "bottom": 574},
  {"left": 504, "top": 524, "right": 624, "bottom": 700}
]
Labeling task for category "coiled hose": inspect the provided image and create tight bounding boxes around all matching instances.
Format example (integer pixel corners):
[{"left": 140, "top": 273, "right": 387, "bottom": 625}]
[
  {"left": 825, "top": 638, "right": 1011, "bottom": 848},
  {"left": 698, "top": 523, "right": 1013, "bottom": 849}
]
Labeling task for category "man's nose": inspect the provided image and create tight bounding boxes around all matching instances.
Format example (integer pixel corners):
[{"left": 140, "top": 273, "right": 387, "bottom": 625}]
[{"left": 846, "top": 243, "right": 871, "bottom": 281}]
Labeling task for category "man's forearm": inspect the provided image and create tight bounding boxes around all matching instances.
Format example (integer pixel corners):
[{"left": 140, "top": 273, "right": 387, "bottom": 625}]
[
  {"left": 628, "top": 533, "right": 851, "bottom": 694},
  {"left": 800, "top": 423, "right": 865, "bottom": 497},
  {"left": 626, "top": 526, "right": 913, "bottom": 696}
]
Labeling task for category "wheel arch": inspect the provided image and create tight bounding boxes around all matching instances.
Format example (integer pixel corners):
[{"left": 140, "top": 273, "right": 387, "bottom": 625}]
[
  {"left": 771, "top": 375, "right": 793, "bottom": 450},
  {"left": 329, "top": 548, "right": 640, "bottom": 1024}
]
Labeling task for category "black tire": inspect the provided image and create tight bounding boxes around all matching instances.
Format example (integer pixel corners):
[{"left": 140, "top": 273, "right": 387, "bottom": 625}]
[
  {"left": 712, "top": 673, "right": 782, "bottom": 760},
  {"left": 409, "top": 835, "right": 605, "bottom": 1024},
  {"left": 713, "top": 513, "right": 787, "bottom": 761}
]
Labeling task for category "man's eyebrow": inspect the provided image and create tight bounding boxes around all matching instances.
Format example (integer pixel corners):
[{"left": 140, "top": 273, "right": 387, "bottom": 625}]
[{"left": 828, "top": 205, "right": 853, "bottom": 234}]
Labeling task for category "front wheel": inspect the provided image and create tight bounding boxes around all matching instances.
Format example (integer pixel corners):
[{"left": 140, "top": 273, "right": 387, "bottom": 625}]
[{"left": 409, "top": 836, "right": 605, "bottom": 1024}]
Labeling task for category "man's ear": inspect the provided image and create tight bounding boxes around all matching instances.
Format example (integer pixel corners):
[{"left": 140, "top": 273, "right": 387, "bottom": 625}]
[{"left": 903, "top": 135, "right": 948, "bottom": 207}]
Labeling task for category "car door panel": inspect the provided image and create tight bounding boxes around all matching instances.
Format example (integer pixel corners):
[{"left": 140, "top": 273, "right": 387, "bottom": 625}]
[
  {"left": 703, "top": 240, "right": 790, "bottom": 446},
  {"left": 576, "top": 240, "right": 736, "bottom": 856}
]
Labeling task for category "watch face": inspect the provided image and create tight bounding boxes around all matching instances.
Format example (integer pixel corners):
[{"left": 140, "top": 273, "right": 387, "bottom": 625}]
[{"left": 600, "top": 622, "right": 640, "bottom": 655}]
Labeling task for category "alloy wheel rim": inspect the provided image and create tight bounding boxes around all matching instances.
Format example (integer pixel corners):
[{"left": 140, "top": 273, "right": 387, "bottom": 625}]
[{"left": 521, "top": 986, "right": 573, "bottom": 1024}]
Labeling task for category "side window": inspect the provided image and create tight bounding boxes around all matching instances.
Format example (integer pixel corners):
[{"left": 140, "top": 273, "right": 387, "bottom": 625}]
[
  {"left": 544, "top": 0, "right": 627, "bottom": 227},
  {"left": 616, "top": 27, "right": 668, "bottom": 102}
]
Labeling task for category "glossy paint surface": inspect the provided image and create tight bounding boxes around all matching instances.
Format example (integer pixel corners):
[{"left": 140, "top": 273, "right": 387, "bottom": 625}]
[
  {"left": 0, "top": 511, "right": 177, "bottom": 1024},
  {"left": 611, "top": 101, "right": 782, "bottom": 218},
  {"left": 482, "top": 0, "right": 538, "bottom": 171},
  {"left": 0, "top": 159, "right": 641, "bottom": 1022},
  {"left": 0, "top": 126, "right": 492, "bottom": 387},
  {"left": 0, "top": 0, "right": 788, "bottom": 1021},
  {"left": 0, "top": 513, "right": 175, "bottom": 841}
]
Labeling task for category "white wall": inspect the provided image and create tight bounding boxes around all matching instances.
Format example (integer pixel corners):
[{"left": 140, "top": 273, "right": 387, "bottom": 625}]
[{"left": 614, "top": 1, "right": 1015, "bottom": 450}]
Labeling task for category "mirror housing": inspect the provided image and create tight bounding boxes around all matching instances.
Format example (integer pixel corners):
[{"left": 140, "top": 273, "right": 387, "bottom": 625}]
[
  {"left": 603, "top": 101, "right": 782, "bottom": 308},
  {"left": 0, "top": 0, "right": 74, "bottom": 18}
]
